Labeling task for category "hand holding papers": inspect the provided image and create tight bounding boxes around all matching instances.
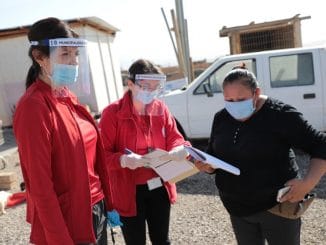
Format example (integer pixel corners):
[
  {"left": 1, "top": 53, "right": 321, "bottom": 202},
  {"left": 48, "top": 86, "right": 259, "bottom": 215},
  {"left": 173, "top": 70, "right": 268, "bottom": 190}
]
[
  {"left": 120, "top": 150, "right": 148, "bottom": 169},
  {"left": 184, "top": 146, "right": 240, "bottom": 175},
  {"left": 125, "top": 148, "right": 199, "bottom": 183},
  {"left": 158, "top": 146, "right": 189, "bottom": 162}
]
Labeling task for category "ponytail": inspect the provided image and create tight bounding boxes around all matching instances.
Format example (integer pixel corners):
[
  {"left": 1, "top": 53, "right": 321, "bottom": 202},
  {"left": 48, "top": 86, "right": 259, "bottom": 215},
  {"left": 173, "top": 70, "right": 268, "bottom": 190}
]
[{"left": 25, "top": 61, "right": 41, "bottom": 89}]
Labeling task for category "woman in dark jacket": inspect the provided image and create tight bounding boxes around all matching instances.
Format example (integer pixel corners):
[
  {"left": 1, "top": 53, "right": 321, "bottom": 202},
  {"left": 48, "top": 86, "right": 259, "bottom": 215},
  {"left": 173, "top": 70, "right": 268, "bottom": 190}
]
[{"left": 196, "top": 65, "right": 326, "bottom": 245}]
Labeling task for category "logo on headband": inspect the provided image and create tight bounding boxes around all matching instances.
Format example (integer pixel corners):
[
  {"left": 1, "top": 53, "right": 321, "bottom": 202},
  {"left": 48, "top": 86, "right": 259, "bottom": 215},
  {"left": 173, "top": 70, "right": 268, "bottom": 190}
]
[
  {"left": 49, "top": 38, "right": 87, "bottom": 47},
  {"left": 135, "top": 74, "right": 166, "bottom": 81},
  {"left": 30, "top": 38, "right": 87, "bottom": 47}
]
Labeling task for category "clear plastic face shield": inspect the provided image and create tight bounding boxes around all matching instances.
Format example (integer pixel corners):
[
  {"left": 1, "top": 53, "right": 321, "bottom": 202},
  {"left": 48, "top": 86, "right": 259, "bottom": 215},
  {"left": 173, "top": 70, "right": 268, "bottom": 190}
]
[
  {"left": 31, "top": 38, "right": 90, "bottom": 97},
  {"left": 132, "top": 74, "right": 166, "bottom": 116}
]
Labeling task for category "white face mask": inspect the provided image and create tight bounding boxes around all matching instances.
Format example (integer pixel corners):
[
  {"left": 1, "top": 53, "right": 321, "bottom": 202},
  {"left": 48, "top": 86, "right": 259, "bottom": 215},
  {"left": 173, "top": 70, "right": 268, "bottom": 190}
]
[
  {"left": 224, "top": 98, "right": 255, "bottom": 120},
  {"left": 135, "top": 90, "right": 158, "bottom": 104}
]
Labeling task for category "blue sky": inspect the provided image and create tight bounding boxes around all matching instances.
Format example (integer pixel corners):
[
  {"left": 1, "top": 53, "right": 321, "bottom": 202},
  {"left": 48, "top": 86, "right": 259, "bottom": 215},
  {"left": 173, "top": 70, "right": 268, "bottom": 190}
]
[{"left": 1, "top": 0, "right": 325, "bottom": 69}]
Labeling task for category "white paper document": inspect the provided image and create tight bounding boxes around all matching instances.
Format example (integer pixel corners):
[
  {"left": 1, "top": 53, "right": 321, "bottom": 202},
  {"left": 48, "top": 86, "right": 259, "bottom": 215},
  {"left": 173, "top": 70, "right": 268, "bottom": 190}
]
[
  {"left": 184, "top": 146, "right": 240, "bottom": 175},
  {"left": 126, "top": 148, "right": 199, "bottom": 183}
]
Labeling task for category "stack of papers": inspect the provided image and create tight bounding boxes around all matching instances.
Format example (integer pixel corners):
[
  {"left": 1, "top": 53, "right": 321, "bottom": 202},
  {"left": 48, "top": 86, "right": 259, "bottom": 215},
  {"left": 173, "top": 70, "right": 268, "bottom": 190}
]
[
  {"left": 125, "top": 148, "right": 199, "bottom": 183},
  {"left": 124, "top": 146, "right": 240, "bottom": 184}
]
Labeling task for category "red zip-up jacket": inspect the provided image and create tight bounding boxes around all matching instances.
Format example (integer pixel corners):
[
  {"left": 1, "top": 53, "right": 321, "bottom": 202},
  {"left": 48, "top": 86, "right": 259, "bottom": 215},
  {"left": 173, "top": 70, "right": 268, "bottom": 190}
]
[
  {"left": 99, "top": 91, "right": 188, "bottom": 217},
  {"left": 13, "top": 80, "right": 112, "bottom": 245}
]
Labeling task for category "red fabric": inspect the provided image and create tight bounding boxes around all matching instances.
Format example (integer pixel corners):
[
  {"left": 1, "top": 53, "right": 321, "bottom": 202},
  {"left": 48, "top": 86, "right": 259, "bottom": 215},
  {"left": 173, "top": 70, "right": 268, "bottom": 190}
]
[
  {"left": 99, "top": 91, "right": 190, "bottom": 217},
  {"left": 72, "top": 109, "right": 104, "bottom": 206},
  {"left": 133, "top": 115, "right": 160, "bottom": 184},
  {"left": 13, "top": 80, "right": 112, "bottom": 245},
  {"left": 6, "top": 192, "right": 26, "bottom": 207}
]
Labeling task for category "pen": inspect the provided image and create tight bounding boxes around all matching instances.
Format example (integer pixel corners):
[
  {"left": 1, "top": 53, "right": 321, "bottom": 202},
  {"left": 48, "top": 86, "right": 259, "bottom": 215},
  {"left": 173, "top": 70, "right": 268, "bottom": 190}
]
[
  {"left": 124, "top": 148, "right": 133, "bottom": 155},
  {"left": 185, "top": 146, "right": 206, "bottom": 161},
  {"left": 192, "top": 149, "right": 206, "bottom": 161}
]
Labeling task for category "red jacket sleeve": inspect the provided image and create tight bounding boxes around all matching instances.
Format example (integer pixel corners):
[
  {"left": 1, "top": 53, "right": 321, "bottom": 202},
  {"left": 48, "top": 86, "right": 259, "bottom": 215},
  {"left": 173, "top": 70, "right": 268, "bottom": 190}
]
[
  {"left": 99, "top": 105, "right": 124, "bottom": 171},
  {"left": 14, "top": 98, "right": 74, "bottom": 245}
]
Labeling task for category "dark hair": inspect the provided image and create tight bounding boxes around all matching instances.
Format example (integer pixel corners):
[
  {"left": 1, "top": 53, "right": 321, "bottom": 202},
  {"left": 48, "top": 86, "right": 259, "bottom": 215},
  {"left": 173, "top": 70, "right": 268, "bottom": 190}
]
[
  {"left": 26, "top": 17, "right": 75, "bottom": 89},
  {"left": 128, "top": 59, "right": 163, "bottom": 83},
  {"left": 222, "top": 63, "right": 258, "bottom": 91}
]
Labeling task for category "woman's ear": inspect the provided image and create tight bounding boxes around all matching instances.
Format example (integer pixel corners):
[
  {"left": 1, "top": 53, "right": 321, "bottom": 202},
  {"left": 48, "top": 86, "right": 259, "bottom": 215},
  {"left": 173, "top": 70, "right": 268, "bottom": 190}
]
[
  {"left": 255, "top": 87, "right": 261, "bottom": 97},
  {"left": 127, "top": 79, "right": 134, "bottom": 90},
  {"left": 31, "top": 49, "right": 47, "bottom": 67}
]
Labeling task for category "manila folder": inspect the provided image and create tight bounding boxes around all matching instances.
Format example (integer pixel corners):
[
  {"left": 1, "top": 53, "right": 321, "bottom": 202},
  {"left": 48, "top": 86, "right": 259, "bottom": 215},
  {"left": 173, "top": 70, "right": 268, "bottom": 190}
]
[{"left": 144, "top": 149, "right": 199, "bottom": 183}]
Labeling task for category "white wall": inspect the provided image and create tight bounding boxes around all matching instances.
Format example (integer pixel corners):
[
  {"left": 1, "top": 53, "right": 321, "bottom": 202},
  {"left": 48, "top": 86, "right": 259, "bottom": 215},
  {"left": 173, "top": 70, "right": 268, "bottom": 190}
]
[
  {"left": 107, "top": 34, "right": 124, "bottom": 100},
  {"left": 0, "top": 36, "right": 29, "bottom": 126},
  {"left": 81, "top": 26, "right": 123, "bottom": 113}
]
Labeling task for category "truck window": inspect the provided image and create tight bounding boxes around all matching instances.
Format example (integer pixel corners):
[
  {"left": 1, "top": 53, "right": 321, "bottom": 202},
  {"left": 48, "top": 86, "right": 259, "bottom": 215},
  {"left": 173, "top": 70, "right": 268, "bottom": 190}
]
[
  {"left": 270, "top": 53, "right": 314, "bottom": 87},
  {"left": 194, "top": 59, "right": 257, "bottom": 95}
]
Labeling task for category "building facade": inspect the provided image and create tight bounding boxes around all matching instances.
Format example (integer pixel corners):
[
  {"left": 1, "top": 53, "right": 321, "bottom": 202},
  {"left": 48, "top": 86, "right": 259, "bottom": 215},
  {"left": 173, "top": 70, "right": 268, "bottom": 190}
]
[{"left": 0, "top": 17, "right": 123, "bottom": 126}]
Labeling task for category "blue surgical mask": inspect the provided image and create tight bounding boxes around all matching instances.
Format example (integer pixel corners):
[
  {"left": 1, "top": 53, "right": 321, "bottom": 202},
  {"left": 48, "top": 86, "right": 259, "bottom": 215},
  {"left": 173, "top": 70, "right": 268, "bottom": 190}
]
[
  {"left": 225, "top": 98, "right": 255, "bottom": 120},
  {"left": 52, "top": 63, "right": 78, "bottom": 85},
  {"left": 135, "top": 90, "right": 157, "bottom": 104}
]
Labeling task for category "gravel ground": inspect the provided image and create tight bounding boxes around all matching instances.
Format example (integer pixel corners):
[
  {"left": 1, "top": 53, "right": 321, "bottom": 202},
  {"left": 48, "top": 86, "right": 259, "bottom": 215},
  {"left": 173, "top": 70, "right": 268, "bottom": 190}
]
[{"left": 0, "top": 147, "right": 325, "bottom": 245}]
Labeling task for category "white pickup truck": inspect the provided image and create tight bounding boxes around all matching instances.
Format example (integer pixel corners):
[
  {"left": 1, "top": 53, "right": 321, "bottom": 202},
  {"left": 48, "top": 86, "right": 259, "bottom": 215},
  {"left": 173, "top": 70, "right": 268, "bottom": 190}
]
[{"left": 164, "top": 46, "right": 326, "bottom": 140}]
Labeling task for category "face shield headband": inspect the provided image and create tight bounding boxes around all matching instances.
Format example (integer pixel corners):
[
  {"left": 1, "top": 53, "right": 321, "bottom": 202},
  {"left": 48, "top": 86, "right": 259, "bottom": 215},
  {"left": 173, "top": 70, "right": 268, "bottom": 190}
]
[{"left": 134, "top": 74, "right": 166, "bottom": 92}]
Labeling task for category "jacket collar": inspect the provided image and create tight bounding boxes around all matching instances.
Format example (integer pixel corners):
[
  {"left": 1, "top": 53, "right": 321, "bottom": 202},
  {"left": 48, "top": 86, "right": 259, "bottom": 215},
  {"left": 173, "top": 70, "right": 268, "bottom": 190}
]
[
  {"left": 117, "top": 90, "right": 136, "bottom": 119},
  {"left": 31, "top": 79, "right": 78, "bottom": 105},
  {"left": 33, "top": 79, "right": 52, "bottom": 92}
]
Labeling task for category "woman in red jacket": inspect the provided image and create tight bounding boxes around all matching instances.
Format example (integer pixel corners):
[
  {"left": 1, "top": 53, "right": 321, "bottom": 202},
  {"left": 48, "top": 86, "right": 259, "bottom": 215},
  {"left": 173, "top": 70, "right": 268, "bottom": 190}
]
[
  {"left": 13, "top": 17, "right": 112, "bottom": 245},
  {"left": 99, "top": 59, "right": 190, "bottom": 245}
]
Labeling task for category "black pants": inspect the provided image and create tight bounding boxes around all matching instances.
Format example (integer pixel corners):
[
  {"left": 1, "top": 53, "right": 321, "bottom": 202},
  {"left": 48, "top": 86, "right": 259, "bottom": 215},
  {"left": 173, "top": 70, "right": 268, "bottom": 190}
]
[
  {"left": 230, "top": 210, "right": 301, "bottom": 245},
  {"left": 91, "top": 199, "right": 108, "bottom": 245},
  {"left": 120, "top": 185, "right": 171, "bottom": 245}
]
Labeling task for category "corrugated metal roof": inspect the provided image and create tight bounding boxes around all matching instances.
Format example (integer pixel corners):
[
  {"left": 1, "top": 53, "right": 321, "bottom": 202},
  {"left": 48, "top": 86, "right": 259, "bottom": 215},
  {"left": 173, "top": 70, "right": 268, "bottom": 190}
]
[{"left": 0, "top": 16, "right": 119, "bottom": 39}]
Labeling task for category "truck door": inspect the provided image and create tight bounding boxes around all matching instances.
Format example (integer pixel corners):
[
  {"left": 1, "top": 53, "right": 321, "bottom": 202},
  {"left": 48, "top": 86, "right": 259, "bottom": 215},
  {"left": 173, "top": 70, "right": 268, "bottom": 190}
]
[
  {"left": 187, "top": 59, "right": 257, "bottom": 138},
  {"left": 263, "top": 50, "right": 324, "bottom": 131}
]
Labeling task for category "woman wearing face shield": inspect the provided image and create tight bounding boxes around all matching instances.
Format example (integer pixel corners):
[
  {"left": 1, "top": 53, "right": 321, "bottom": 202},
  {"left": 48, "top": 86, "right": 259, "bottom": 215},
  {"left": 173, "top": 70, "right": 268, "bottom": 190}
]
[
  {"left": 13, "top": 17, "right": 113, "bottom": 245},
  {"left": 195, "top": 64, "right": 326, "bottom": 245},
  {"left": 99, "top": 59, "right": 190, "bottom": 245}
]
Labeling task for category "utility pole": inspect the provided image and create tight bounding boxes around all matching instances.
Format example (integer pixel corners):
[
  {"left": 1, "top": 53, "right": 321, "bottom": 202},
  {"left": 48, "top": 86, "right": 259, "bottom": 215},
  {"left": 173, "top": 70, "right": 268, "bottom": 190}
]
[
  {"left": 174, "top": 0, "right": 193, "bottom": 83},
  {"left": 161, "top": 0, "right": 193, "bottom": 84}
]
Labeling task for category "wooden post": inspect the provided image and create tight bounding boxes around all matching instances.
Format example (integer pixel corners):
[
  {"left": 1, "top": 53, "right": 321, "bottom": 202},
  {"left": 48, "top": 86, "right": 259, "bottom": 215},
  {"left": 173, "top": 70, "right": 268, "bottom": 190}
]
[{"left": 171, "top": 9, "right": 185, "bottom": 76}]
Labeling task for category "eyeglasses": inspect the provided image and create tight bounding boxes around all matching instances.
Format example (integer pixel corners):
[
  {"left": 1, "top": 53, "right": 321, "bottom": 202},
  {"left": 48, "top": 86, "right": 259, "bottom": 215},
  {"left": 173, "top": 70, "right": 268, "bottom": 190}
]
[
  {"left": 136, "top": 80, "right": 163, "bottom": 92},
  {"left": 133, "top": 74, "right": 166, "bottom": 92}
]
